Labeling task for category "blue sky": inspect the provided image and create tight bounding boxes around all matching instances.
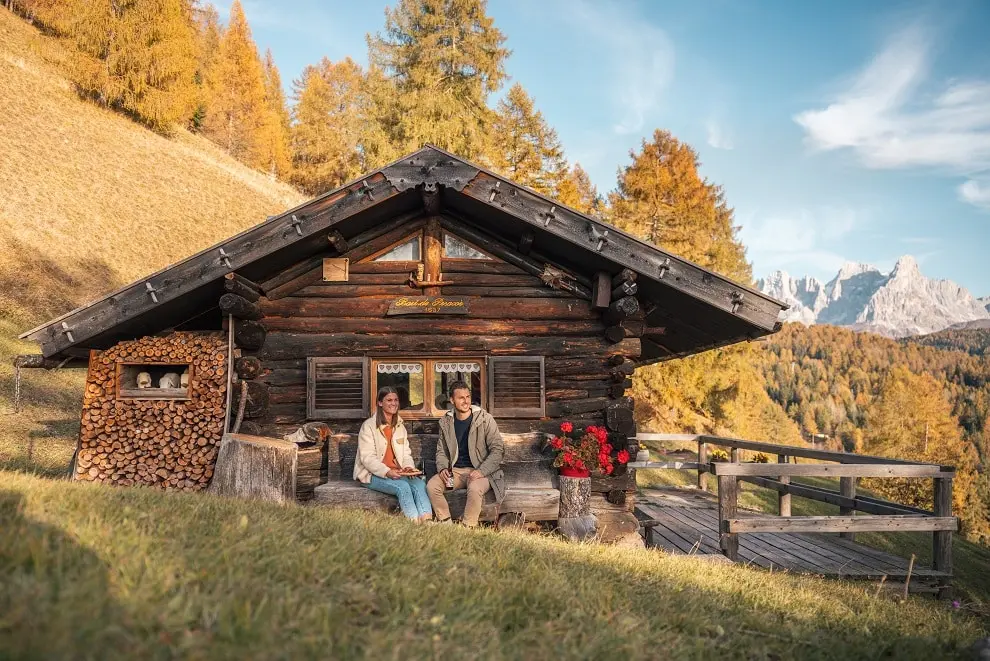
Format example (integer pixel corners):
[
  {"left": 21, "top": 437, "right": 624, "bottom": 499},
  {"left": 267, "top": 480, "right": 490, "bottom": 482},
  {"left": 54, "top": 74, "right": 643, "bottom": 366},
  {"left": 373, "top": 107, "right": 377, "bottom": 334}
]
[{"left": 219, "top": 0, "right": 990, "bottom": 296}]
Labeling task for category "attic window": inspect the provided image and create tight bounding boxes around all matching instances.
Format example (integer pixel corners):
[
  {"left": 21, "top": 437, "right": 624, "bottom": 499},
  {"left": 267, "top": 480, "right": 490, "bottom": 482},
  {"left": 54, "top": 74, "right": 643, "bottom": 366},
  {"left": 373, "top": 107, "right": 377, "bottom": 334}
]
[
  {"left": 117, "top": 363, "right": 191, "bottom": 400},
  {"left": 443, "top": 233, "right": 490, "bottom": 260},
  {"left": 373, "top": 235, "right": 421, "bottom": 261}
]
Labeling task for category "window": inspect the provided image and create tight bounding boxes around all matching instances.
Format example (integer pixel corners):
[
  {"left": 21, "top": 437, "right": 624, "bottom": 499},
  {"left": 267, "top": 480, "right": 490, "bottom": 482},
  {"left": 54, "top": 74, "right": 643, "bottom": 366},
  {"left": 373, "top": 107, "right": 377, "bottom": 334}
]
[
  {"left": 488, "top": 356, "right": 545, "bottom": 418},
  {"left": 375, "top": 361, "right": 426, "bottom": 412},
  {"left": 308, "top": 357, "right": 369, "bottom": 419},
  {"left": 117, "top": 363, "right": 192, "bottom": 400},
  {"left": 432, "top": 361, "right": 483, "bottom": 412},
  {"left": 372, "top": 235, "right": 421, "bottom": 261},
  {"left": 443, "top": 232, "right": 491, "bottom": 260},
  {"left": 371, "top": 357, "right": 485, "bottom": 417}
]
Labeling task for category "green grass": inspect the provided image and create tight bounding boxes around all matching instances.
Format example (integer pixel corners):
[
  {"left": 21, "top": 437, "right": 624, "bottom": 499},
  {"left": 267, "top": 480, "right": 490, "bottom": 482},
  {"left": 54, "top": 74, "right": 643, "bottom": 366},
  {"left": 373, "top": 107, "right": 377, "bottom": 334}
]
[
  {"left": 636, "top": 439, "right": 990, "bottom": 613},
  {"left": 1, "top": 470, "right": 986, "bottom": 660}
]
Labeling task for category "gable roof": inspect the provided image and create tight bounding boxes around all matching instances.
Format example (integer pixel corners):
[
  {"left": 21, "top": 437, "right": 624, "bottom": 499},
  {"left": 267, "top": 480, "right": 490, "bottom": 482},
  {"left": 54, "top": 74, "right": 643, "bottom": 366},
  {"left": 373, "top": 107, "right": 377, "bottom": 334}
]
[{"left": 20, "top": 145, "right": 788, "bottom": 362}]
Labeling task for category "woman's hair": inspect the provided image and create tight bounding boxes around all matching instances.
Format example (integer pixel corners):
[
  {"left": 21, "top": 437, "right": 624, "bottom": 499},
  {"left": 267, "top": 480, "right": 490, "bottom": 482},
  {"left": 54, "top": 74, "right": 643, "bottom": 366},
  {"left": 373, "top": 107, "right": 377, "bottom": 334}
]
[{"left": 375, "top": 386, "right": 400, "bottom": 428}]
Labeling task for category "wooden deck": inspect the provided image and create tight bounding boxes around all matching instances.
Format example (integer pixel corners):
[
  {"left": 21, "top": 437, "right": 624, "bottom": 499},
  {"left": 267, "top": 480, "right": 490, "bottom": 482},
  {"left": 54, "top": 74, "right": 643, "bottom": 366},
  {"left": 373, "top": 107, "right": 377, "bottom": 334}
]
[{"left": 635, "top": 488, "right": 949, "bottom": 585}]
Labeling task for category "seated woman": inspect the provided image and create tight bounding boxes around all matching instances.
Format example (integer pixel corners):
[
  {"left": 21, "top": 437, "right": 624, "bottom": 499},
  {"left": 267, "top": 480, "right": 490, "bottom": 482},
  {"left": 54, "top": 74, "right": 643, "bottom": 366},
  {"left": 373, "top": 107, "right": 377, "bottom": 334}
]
[{"left": 354, "top": 386, "right": 433, "bottom": 523}]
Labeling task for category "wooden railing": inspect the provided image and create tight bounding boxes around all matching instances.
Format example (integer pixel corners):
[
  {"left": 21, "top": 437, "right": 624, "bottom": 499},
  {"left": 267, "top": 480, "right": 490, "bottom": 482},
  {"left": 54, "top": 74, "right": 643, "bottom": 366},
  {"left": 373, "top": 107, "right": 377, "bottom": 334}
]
[{"left": 633, "top": 434, "right": 957, "bottom": 594}]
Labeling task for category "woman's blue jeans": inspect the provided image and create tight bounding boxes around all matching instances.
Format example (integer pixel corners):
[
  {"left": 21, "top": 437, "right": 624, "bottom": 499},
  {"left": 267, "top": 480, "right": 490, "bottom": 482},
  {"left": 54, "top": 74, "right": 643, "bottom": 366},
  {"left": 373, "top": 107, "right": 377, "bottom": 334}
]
[{"left": 367, "top": 475, "right": 433, "bottom": 519}]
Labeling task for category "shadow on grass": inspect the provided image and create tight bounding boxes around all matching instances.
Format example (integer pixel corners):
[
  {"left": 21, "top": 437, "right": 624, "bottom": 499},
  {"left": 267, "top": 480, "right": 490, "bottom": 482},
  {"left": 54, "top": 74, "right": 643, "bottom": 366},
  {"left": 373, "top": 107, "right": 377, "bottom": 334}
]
[{"left": 0, "top": 489, "right": 129, "bottom": 658}]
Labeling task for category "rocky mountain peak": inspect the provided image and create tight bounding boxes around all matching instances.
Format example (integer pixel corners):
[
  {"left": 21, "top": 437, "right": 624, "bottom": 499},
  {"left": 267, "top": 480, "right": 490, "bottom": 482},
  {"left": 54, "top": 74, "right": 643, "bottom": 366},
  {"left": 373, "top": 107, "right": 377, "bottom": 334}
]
[{"left": 759, "top": 256, "right": 990, "bottom": 338}]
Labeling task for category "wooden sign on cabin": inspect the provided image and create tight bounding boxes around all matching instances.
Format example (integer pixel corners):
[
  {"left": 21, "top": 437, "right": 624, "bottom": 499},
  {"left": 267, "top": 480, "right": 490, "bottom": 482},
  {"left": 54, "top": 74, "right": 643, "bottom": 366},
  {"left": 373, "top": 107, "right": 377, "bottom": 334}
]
[
  {"left": 322, "top": 258, "right": 349, "bottom": 282},
  {"left": 386, "top": 296, "right": 469, "bottom": 316}
]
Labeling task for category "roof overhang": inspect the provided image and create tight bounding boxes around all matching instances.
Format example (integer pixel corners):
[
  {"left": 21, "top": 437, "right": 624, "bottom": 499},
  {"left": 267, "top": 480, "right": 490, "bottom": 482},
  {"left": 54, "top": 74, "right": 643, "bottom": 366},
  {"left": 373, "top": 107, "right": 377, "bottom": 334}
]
[{"left": 20, "top": 145, "right": 788, "bottom": 362}]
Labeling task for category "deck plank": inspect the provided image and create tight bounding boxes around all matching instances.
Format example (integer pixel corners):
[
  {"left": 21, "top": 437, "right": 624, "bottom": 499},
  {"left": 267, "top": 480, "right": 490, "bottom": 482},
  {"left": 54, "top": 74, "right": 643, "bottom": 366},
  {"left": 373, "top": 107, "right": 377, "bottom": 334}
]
[{"left": 634, "top": 488, "right": 950, "bottom": 582}]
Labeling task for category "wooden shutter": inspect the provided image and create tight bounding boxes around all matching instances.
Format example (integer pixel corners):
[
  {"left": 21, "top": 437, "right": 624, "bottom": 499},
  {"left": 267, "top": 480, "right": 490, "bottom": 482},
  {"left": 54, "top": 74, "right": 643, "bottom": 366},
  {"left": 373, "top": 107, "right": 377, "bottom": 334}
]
[
  {"left": 488, "top": 356, "right": 545, "bottom": 418},
  {"left": 307, "top": 357, "right": 368, "bottom": 419}
]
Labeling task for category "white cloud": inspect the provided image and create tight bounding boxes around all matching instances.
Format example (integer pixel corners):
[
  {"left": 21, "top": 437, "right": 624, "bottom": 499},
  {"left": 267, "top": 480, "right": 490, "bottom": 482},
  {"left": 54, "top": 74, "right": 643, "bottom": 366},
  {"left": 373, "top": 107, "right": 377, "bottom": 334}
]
[
  {"left": 562, "top": 2, "right": 674, "bottom": 135},
  {"left": 739, "top": 207, "right": 860, "bottom": 275},
  {"left": 794, "top": 22, "right": 990, "bottom": 209},
  {"left": 959, "top": 179, "right": 990, "bottom": 211},
  {"left": 706, "top": 119, "right": 733, "bottom": 150}
]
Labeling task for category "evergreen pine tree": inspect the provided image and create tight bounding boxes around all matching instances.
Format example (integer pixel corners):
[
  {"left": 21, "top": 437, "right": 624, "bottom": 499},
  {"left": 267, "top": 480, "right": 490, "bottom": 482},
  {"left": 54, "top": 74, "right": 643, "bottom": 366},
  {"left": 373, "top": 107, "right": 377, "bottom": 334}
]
[
  {"left": 201, "top": 0, "right": 270, "bottom": 169},
  {"left": 290, "top": 57, "right": 366, "bottom": 195},
  {"left": 261, "top": 49, "right": 291, "bottom": 177},
  {"left": 41, "top": 0, "right": 198, "bottom": 132},
  {"left": 489, "top": 83, "right": 567, "bottom": 196},
  {"left": 366, "top": 0, "right": 509, "bottom": 163}
]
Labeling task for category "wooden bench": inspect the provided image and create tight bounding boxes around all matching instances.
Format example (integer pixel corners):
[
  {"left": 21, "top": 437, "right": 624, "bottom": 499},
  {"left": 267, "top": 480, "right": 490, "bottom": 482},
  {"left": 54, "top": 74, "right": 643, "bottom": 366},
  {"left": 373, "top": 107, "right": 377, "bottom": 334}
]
[{"left": 310, "top": 431, "right": 561, "bottom": 522}]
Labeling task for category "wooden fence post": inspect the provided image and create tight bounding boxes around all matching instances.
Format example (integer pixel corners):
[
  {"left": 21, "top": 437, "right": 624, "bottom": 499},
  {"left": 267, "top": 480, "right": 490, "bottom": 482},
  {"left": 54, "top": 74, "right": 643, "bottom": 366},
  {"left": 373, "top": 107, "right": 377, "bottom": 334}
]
[
  {"left": 933, "top": 476, "right": 953, "bottom": 599},
  {"left": 697, "top": 439, "right": 707, "bottom": 491},
  {"left": 718, "top": 470, "right": 739, "bottom": 561},
  {"left": 839, "top": 477, "right": 856, "bottom": 540},
  {"left": 730, "top": 447, "right": 740, "bottom": 463},
  {"left": 778, "top": 454, "right": 791, "bottom": 517}
]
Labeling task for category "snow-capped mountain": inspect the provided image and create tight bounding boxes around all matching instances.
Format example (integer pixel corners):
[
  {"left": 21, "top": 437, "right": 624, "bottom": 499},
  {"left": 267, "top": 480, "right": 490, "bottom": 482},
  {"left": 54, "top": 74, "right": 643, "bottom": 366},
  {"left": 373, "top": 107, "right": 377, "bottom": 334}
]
[{"left": 757, "top": 256, "right": 990, "bottom": 338}]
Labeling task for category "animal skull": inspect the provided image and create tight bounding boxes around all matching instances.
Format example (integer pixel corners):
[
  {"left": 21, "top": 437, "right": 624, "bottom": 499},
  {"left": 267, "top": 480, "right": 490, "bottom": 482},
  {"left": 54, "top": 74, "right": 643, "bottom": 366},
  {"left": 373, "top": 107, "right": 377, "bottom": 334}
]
[
  {"left": 180, "top": 370, "right": 189, "bottom": 388},
  {"left": 159, "top": 372, "right": 180, "bottom": 389},
  {"left": 136, "top": 372, "right": 152, "bottom": 389}
]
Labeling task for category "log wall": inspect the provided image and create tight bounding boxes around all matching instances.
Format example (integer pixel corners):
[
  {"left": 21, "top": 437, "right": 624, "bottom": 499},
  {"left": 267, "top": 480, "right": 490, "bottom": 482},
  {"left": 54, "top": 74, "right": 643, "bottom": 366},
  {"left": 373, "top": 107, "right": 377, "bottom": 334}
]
[
  {"left": 238, "top": 222, "right": 641, "bottom": 508},
  {"left": 74, "top": 332, "right": 228, "bottom": 491}
]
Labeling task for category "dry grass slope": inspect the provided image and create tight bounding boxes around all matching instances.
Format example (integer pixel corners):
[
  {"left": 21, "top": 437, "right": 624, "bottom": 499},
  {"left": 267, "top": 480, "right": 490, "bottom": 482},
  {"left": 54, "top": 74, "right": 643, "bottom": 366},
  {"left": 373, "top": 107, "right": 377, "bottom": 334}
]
[{"left": 0, "top": 8, "right": 304, "bottom": 475}]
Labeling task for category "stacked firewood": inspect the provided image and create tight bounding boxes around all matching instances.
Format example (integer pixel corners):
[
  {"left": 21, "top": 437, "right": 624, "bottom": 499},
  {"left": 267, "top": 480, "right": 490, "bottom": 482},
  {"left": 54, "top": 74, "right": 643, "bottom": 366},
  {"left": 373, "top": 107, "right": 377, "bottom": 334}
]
[{"left": 74, "top": 332, "right": 228, "bottom": 491}]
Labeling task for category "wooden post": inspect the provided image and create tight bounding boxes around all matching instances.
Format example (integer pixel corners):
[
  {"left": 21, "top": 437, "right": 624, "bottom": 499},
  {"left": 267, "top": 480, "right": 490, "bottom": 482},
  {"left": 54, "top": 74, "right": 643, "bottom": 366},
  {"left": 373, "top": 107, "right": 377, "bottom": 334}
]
[
  {"left": 697, "top": 439, "right": 708, "bottom": 491},
  {"left": 933, "top": 476, "right": 953, "bottom": 599},
  {"left": 591, "top": 271, "right": 611, "bottom": 310},
  {"left": 718, "top": 472, "right": 739, "bottom": 561},
  {"left": 423, "top": 217, "right": 443, "bottom": 297},
  {"left": 839, "top": 477, "right": 856, "bottom": 540},
  {"left": 778, "top": 454, "right": 791, "bottom": 517},
  {"left": 730, "top": 447, "right": 739, "bottom": 463}
]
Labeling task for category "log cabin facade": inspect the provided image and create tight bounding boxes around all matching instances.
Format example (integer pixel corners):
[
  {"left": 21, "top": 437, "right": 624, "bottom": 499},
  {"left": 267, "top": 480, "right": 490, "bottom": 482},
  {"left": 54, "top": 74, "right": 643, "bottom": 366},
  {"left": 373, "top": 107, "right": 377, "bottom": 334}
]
[{"left": 18, "top": 145, "right": 788, "bottom": 535}]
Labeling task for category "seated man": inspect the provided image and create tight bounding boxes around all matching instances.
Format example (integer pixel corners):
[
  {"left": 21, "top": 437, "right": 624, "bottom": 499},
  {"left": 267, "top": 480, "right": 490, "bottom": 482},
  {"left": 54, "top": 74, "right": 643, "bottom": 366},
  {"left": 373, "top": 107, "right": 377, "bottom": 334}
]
[{"left": 427, "top": 380, "right": 505, "bottom": 526}]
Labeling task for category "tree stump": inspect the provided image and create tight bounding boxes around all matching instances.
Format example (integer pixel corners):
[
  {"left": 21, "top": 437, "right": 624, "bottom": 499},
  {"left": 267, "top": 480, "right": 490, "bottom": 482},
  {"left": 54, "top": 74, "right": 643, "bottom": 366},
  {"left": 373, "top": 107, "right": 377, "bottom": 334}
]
[
  {"left": 557, "top": 475, "right": 596, "bottom": 541},
  {"left": 208, "top": 433, "right": 297, "bottom": 503}
]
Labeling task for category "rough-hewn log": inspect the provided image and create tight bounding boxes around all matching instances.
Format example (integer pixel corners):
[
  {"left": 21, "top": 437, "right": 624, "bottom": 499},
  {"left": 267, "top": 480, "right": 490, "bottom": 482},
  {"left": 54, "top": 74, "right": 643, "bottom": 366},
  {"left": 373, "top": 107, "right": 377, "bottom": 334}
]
[
  {"left": 611, "top": 280, "right": 638, "bottom": 299},
  {"left": 327, "top": 230, "right": 349, "bottom": 253},
  {"left": 439, "top": 259, "right": 527, "bottom": 275},
  {"left": 12, "top": 354, "right": 72, "bottom": 369},
  {"left": 233, "top": 320, "right": 267, "bottom": 350},
  {"left": 219, "top": 293, "right": 262, "bottom": 321},
  {"left": 421, "top": 187, "right": 441, "bottom": 215},
  {"left": 606, "top": 400, "right": 635, "bottom": 435},
  {"left": 258, "top": 333, "right": 640, "bottom": 361},
  {"left": 208, "top": 433, "right": 297, "bottom": 503},
  {"left": 605, "top": 320, "right": 646, "bottom": 343},
  {"left": 234, "top": 356, "right": 263, "bottom": 380},
  {"left": 557, "top": 475, "right": 596, "bottom": 541},
  {"left": 518, "top": 230, "right": 535, "bottom": 255},
  {"left": 260, "top": 317, "right": 605, "bottom": 336},
  {"left": 259, "top": 296, "right": 597, "bottom": 320},
  {"left": 546, "top": 397, "right": 611, "bottom": 417},
  {"left": 612, "top": 268, "right": 637, "bottom": 287},
  {"left": 230, "top": 380, "right": 270, "bottom": 419},
  {"left": 604, "top": 296, "right": 640, "bottom": 325},
  {"left": 224, "top": 273, "right": 262, "bottom": 302}
]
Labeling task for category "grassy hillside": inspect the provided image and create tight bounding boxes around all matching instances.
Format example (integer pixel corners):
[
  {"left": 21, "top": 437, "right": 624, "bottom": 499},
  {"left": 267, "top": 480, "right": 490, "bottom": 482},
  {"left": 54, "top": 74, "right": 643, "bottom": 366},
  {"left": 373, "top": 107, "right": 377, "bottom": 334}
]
[
  {"left": 0, "top": 8, "right": 304, "bottom": 474},
  {"left": 1, "top": 470, "right": 984, "bottom": 660}
]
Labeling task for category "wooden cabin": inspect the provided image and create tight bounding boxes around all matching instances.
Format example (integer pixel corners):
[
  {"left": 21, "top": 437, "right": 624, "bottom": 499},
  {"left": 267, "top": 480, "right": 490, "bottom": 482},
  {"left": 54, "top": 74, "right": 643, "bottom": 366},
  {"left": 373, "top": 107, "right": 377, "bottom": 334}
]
[{"left": 17, "top": 145, "right": 788, "bottom": 538}]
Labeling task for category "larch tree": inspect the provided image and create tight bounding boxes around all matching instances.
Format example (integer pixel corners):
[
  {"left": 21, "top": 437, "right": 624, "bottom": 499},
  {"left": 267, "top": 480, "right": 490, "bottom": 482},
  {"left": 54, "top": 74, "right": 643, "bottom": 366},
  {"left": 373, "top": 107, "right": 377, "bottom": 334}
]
[
  {"left": 489, "top": 83, "right": 567, "bottom": 196},
  {"left": 261, "top": 49, "right": 291, "bottom": 178},
  {"left": 608, "top": 130, "right": 787, "bottom": 442},
  {"left": 556, "top": 163, "right": 602, "bottom": 217},
  {"left": 862, "top": 367, "right": 986, "bottom": 539},
  {"left": 201, "top": 0, "right": 270, "bottom": 169},
  {"left": 39, "top": 0, "right": 198, "bottom": 132},
  {"left": 290, "top": 57, "right": 367, "bottom": 196},
  {"left": 365, "top": 0, "right": 509, "bottom": 164},
  {"left": 189, "top": 1, "right": 221, "bottom": 131}
]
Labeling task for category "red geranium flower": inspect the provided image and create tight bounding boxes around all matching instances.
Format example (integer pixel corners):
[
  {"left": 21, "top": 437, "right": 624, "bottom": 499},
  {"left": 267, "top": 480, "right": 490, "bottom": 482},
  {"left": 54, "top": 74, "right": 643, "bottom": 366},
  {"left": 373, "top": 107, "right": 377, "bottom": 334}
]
[
  {"left": 617, "top": 449, "right": 630, "bottom": 464},
  {"left": 595, "top": 429, "right": 608, "bottom": 444},
  {"left": 560, "top": 421, "right": 573, "bottom": 433},
  {"left": 574, "top": 459, "right": 586, "bottom": 470},
  {"left": 550, "top": 437, "right": 564, "bottom": 450},
  {"left": 605, "top": 463, "right": 614, "bottom": 475}
]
